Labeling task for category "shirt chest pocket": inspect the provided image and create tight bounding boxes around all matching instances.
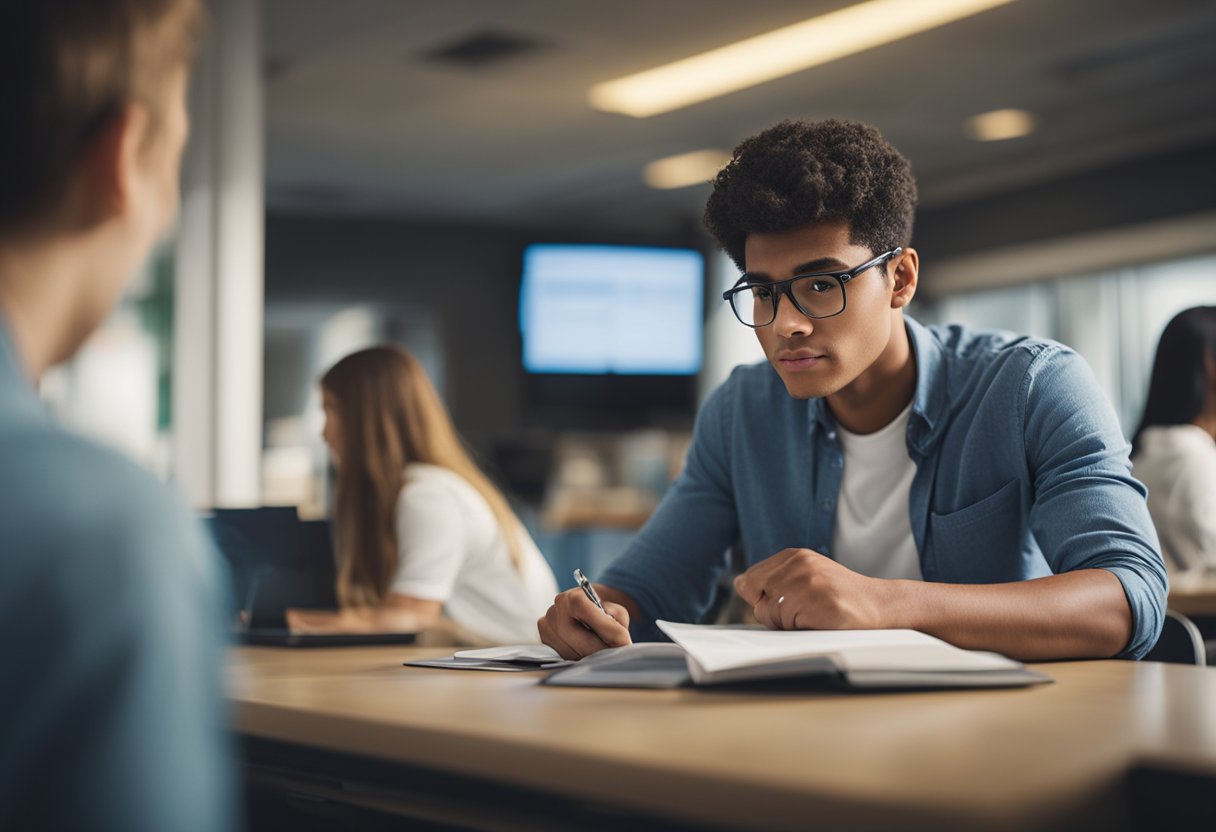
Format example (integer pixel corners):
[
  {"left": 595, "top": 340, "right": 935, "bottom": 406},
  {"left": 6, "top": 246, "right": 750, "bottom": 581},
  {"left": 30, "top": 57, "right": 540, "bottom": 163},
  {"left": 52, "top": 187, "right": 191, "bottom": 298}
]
[{"left": 928, "top": 479, "right": 1025, "bottom": 583}]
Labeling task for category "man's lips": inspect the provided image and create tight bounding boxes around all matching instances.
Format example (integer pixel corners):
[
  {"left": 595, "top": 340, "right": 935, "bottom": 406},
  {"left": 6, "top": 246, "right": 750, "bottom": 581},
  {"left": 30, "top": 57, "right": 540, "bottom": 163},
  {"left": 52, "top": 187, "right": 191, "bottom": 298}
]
[{"left": 777, "top": 350, "right": 827, "bottom": 370}]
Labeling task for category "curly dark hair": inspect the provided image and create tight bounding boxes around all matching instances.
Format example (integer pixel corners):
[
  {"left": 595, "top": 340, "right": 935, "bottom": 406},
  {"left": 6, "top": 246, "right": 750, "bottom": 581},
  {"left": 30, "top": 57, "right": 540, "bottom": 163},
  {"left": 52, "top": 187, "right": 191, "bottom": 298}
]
[{"left": 703, "top": 119, "right": 917, "bottom": 270}]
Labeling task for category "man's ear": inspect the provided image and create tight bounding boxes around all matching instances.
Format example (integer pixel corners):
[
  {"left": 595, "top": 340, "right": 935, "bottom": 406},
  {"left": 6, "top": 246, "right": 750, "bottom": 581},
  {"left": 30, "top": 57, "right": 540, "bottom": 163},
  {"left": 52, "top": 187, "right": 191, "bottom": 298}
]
[
  {"left": 75, "top": 103, "right": 151, "bottom": 226},
  {"left": 890, "top": 247, "right": 919, "bottom": 309}
]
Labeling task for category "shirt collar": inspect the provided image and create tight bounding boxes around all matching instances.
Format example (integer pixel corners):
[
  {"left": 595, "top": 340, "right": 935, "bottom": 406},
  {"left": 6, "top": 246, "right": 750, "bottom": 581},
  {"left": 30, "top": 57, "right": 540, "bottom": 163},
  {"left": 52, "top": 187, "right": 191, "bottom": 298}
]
[
  {"left": 0, "top": 310, "right": 44, "bottom": 419},
  {"left": 806, "top": 315, "right": 948, "bottom": 456},
  {"left": 903, "top": 315, "right": 949, "bottom": 456},
  {"left": 0, "top": 311, "right": 22, "bottom": 384}
]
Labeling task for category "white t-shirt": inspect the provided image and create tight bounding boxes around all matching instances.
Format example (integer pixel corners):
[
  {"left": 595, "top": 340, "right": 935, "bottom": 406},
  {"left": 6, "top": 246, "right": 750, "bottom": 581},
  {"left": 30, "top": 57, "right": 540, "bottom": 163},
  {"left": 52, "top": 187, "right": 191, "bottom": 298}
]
[
  {"left": 391, "top": 463, "right": 558, "bottom": 644},
  {"left": 831, "top": 403, "right": 922, "bottom": 580},
  {"left": 1131, "top": 424, "right": 1216, "bottom": 573}
]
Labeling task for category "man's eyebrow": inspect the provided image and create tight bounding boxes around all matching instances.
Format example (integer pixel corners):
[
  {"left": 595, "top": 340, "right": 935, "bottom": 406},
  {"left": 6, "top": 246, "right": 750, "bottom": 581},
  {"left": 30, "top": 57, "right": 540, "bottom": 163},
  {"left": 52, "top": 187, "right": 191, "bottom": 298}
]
[
  {"left": 790, "top": 256, "right": 846, "bottom": 274},
  {"left": 742, "top": 257, "right": 845, "bottom": 282}
]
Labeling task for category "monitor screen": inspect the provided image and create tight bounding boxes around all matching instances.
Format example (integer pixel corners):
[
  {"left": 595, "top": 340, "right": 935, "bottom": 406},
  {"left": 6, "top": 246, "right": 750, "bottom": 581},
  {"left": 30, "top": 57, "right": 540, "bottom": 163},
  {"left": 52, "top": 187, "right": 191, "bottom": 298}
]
[{"left": 519, "top": 244, "right": 704, "bottom": 375}]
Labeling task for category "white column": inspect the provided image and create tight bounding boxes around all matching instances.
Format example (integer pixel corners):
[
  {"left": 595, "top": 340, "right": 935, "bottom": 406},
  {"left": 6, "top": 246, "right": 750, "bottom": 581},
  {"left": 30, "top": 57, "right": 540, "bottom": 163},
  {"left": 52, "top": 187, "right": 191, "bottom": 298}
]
[{"left": 172, "top": 0, "right": 264, "bottom": 508}]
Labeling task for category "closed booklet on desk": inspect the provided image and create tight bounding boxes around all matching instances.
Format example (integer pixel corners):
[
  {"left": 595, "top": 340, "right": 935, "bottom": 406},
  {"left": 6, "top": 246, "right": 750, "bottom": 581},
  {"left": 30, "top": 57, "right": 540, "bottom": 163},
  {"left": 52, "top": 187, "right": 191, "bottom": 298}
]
[{"left": 543, "top": 622, "right": 1051, "bottom": 690}]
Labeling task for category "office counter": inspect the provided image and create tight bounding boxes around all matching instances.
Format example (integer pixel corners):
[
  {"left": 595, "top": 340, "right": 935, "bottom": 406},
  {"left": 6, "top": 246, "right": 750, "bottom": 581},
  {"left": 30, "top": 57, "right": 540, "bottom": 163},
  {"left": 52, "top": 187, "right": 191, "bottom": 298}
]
[{"left": 230, "top": 646, "right": 1216, "bottom": 832}]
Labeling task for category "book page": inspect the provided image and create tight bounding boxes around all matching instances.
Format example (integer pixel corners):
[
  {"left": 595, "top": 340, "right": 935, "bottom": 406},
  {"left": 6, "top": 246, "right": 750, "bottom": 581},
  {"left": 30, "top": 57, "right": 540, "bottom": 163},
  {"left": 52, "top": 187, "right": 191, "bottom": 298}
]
[{"left": 656, "top": 622, "right": 1019, "bottom": 679}]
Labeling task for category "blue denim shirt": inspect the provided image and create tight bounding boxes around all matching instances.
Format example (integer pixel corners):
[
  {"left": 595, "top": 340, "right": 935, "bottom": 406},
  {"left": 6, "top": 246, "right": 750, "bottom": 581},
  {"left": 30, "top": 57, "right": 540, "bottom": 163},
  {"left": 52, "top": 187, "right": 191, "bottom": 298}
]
[{"left": 600, "top": 316, "right": 1168, "bottom": 659}]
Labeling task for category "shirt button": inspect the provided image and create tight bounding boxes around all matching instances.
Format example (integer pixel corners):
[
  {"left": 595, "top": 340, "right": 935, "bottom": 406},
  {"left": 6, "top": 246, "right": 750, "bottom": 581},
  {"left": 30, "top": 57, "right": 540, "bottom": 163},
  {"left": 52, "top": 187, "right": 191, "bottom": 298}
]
[
  {"left": 832, "top": 455, "right": 843, "bottom": 469},
  {"left": 826, "top": 431, "right": 837, "bottom": 441},
  {"left": 821, "top": 499, "right": 834, "bottom": 511}
]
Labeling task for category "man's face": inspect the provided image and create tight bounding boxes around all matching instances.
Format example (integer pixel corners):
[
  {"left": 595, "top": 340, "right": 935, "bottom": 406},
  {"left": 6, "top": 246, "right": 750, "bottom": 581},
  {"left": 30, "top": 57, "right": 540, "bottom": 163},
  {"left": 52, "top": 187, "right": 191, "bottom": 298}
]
[
  {"left": 131, "top": 68, "right": 190, "bottom": 254},
  {"left": 743, "top": 221, "right": 902, "bottom": 401},
  {"left": 77, "top": 69, "right": 190, "bottom": 348}
]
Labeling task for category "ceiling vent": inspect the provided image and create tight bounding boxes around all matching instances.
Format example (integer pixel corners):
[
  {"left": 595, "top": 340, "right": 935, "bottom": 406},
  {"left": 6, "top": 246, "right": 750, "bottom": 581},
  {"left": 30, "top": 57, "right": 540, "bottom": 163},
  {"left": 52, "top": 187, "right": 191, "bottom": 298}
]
[{"left": 420, "top": 28, "right": 551, "bottom": 69}]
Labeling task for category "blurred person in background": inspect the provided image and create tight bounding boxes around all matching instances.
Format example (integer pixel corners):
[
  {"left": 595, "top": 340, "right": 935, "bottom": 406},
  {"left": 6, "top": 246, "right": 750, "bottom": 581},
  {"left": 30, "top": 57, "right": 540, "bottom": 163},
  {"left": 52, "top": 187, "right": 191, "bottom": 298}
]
[
  {"left": 1132, "top": 306, "right": 1216, "bottom": 574},
  {"left": 286, "top": 345, "right": 558, "bottom": 644},
  {"left": 0, "top": 2, "right": 237, "bottom": 831}
]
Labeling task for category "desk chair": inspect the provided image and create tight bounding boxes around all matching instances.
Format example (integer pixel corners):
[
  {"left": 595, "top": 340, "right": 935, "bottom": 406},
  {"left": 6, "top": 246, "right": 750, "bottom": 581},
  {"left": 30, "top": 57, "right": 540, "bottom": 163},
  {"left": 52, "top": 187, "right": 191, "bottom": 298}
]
[{"left": 1144, "top": 609, "right": 1207, "bottom": 665}]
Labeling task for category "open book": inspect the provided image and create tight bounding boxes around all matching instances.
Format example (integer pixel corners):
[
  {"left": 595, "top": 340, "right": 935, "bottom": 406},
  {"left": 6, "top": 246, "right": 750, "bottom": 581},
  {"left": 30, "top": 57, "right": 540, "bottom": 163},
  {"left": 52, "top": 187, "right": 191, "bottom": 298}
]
[{"left": 542, "top": 622, "right": 1052, "bottom": 690}]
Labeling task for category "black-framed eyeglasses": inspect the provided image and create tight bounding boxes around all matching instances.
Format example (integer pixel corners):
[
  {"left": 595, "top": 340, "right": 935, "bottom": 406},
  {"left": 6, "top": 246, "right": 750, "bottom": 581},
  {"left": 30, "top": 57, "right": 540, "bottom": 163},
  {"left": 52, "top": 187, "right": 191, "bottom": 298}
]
[{"left": 721, "top": 247, "right": 904, "bottom": 328}]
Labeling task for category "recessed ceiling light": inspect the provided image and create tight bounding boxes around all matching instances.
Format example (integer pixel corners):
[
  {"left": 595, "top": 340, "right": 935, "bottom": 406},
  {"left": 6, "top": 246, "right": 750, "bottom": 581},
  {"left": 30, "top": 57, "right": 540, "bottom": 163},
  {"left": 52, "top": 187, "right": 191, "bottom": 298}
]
[
  {"left": 964, "top": 108, "right": 1037, "bottom": 141},
  {"left": 589, "top": 0, "right": 1017, "bottom": 118},
  {"left": 643, "top": 150, "right": 732, "bottom": 190}
]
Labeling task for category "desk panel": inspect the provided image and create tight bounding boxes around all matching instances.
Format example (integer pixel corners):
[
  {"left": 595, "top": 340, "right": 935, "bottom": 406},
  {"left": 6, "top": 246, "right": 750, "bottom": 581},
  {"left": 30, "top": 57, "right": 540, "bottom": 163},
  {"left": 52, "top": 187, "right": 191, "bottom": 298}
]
[{"left": 230, "top": 646, "right": 1216, "bottom": 832}]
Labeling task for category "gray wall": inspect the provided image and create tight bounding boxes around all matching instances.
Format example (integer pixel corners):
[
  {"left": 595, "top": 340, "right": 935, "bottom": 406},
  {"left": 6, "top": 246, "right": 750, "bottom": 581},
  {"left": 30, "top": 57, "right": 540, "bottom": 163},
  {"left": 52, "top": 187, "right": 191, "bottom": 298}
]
[
  {"left": 264, "top": 216, "right": 702, "bottom": 460},
  {"left": 914, "top": 137, "right": 1216, "bottom": 262}
]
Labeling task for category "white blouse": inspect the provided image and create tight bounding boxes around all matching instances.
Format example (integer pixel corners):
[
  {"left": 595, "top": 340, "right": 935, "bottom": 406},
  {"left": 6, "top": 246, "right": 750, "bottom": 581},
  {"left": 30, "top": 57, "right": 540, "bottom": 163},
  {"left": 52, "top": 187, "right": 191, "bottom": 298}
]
[
  {"left": 391, "top": 463, "right": 558, "bottom": 643},
  {"left": 1132, "top": 424, "right": 1216, "bottom": 573}
]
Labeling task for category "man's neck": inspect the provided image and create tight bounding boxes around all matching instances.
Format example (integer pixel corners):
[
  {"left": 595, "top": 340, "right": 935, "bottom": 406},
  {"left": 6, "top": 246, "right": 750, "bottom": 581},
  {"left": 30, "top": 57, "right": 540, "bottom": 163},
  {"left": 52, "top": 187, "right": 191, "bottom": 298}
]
[
  {"left": 0, "top": 239, "right": 91, "bottom": 382},
  {"left": 826, "top": 315, "right": 917, "bottom": 435}
]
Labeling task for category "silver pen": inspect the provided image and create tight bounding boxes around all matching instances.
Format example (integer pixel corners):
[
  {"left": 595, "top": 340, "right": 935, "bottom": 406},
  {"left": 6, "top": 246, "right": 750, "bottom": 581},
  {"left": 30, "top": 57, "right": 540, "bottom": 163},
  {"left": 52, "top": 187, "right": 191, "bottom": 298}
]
[{"left": 573, "top": 568, "right": 607, "bottom": 615}]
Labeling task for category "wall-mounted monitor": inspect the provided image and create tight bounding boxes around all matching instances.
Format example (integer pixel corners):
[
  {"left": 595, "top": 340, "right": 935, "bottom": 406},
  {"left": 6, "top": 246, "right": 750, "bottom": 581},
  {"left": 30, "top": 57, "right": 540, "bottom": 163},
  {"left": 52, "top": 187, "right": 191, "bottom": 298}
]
[
  {"left": 518, "top": 243, "right": 705, "bottom": 426},
  {"left": 519, "top": 244, "right": 704, "bottom": 375}
]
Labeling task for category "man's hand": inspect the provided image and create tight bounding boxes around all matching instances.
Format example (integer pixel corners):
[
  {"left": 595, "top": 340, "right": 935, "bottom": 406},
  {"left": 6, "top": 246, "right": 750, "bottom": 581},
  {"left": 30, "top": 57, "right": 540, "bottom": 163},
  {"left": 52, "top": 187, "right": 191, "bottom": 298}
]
[
  {"left": 734, "top": 548, "right": 891, "bottom": 631},
  {"left": 735, "top": 550, "right": 1135, "bottom": 660},
  {"left": 538, "top": 585, "right": 633, "bottom": 660}
]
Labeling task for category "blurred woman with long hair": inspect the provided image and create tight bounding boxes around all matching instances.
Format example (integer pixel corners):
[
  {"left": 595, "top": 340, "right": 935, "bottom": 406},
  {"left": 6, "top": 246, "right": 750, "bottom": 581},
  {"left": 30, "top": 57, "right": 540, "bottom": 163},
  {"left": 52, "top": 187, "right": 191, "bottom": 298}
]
[
  {"left": 286, "top": 345, "right": 558, "bottom": 643},
  {"left": 1131, "top": 306, "right": 1216, "bottom": 573}
]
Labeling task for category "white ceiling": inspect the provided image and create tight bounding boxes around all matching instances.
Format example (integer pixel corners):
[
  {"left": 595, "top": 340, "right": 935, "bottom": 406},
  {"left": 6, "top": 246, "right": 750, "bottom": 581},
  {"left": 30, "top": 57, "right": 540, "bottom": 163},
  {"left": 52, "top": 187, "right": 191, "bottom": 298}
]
[{"left": 263, "top": 0, "right": 1216, "bottom": 233}]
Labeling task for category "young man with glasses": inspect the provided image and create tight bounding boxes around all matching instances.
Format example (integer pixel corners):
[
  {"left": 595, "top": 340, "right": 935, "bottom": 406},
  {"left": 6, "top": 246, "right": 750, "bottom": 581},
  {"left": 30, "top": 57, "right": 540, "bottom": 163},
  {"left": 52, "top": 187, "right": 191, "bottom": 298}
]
[{"left": 539, "top": 119, "right": 1166, "bottom": 662}]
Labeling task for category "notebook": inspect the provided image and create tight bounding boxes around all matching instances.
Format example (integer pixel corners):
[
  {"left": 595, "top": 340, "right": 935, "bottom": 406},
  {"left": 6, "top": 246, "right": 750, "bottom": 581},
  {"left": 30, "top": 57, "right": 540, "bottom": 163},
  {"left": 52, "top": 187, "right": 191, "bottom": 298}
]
[
  {"left": 405, "top": 644, "right": 571, "bottom": 672},
  {"left": 243, "top": 630, "right": 418, "bottom": 648},
  {"left": 541, "top": 622, "right": 1052, "bottom": 690}
]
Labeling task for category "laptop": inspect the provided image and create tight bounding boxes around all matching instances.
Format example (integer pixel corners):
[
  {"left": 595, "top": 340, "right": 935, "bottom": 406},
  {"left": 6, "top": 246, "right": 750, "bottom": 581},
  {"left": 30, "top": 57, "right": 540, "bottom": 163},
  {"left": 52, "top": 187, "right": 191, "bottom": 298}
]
[{"left": 205, "top": 508, "right": 416, "bottom": 647}]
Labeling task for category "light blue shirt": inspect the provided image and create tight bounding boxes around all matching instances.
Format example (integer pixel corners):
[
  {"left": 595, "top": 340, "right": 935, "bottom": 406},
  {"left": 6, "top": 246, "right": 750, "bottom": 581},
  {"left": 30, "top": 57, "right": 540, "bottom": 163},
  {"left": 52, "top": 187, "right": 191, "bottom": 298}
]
[
  {"left": 600, "top": 317, "right": 1168, "bottom": 659},
  {"left": 0, "top": 315, "right": 237, "bottom": 830}
]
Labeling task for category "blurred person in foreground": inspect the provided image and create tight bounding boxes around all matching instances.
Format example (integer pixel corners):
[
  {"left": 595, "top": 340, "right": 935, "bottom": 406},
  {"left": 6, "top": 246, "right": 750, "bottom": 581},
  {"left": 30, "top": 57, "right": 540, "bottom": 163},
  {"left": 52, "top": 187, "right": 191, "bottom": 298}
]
[
  {"left": 285, "top": 345, "right": 558, "bottom": 644},
  {"left": 539, "top": 119, "right": 1167, "bottom": 662},
  {"left": 1131, "top": 306, "right": 1216, "bottom": 574},
  {"left": 0, "top": 2, "right": 236, "bottom": 830}
]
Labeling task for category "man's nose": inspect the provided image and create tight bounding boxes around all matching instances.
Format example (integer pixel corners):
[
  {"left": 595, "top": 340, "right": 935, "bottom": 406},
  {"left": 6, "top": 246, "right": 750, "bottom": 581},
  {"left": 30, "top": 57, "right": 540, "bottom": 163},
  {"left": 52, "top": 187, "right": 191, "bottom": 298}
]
[{"left": 772, "top": 292, "right": 813, "bottom": 338}]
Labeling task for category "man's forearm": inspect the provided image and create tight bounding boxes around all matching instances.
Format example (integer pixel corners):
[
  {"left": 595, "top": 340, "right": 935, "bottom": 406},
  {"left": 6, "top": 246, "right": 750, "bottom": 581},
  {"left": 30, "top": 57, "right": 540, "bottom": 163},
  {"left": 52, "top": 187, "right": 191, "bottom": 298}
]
[{"left": 882, "top": 569, "right": 1133, "bottom": 661}]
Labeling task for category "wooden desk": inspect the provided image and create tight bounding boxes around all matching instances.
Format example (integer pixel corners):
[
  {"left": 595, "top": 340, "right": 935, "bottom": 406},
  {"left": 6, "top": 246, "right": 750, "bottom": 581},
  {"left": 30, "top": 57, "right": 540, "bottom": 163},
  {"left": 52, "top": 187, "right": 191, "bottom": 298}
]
[
  {"left": 230, "top": 646, "right": 1216, "bottom": 832},
  {"left": 1168, "top": 572, "right": 1216, "bottom": 618}
]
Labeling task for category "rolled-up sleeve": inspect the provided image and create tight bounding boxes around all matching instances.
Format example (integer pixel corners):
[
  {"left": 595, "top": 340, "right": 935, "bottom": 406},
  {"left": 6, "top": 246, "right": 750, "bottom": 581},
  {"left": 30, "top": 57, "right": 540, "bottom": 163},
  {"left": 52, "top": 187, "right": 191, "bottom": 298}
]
[
  {"left": 1021, "top": 346, "right": 1168, "bottom": 659},
  {"left": 599, "top": 378, "right": 740, "bottom": 638}
]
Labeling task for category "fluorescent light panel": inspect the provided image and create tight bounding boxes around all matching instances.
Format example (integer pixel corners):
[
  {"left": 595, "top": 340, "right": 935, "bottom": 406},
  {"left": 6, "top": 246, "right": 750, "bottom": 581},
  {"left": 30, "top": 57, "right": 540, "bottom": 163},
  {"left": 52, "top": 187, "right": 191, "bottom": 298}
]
[
  {"left": 589, "top": 0, "right": 1017, "bottom": 118},
  {"left": 964, "top": 108, "right": 1036, "bottom": 141},
  {"left": 644, "top": 149, "right": 732, "bottom": 190}
]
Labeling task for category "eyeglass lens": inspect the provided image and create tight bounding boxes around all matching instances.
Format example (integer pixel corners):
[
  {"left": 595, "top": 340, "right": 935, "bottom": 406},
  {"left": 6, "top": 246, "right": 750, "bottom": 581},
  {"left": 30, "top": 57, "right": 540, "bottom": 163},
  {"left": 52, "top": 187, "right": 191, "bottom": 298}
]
[{"left": 730, "top": 274, "right": 844, "bottom": 326}]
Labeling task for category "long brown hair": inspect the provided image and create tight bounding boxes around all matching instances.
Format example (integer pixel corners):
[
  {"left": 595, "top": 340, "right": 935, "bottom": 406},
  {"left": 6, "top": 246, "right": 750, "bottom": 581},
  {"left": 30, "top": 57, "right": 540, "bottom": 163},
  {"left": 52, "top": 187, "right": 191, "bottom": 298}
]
[{"left": 321, "top": 345, "right": 524, "bottom": 608}]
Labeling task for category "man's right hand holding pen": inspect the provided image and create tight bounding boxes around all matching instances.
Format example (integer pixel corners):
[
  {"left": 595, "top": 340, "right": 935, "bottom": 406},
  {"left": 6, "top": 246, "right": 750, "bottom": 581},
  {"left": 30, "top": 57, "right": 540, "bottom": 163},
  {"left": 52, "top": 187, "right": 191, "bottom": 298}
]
[{"left": 538, "top": 571, "right": 638, "bottom": 660}]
